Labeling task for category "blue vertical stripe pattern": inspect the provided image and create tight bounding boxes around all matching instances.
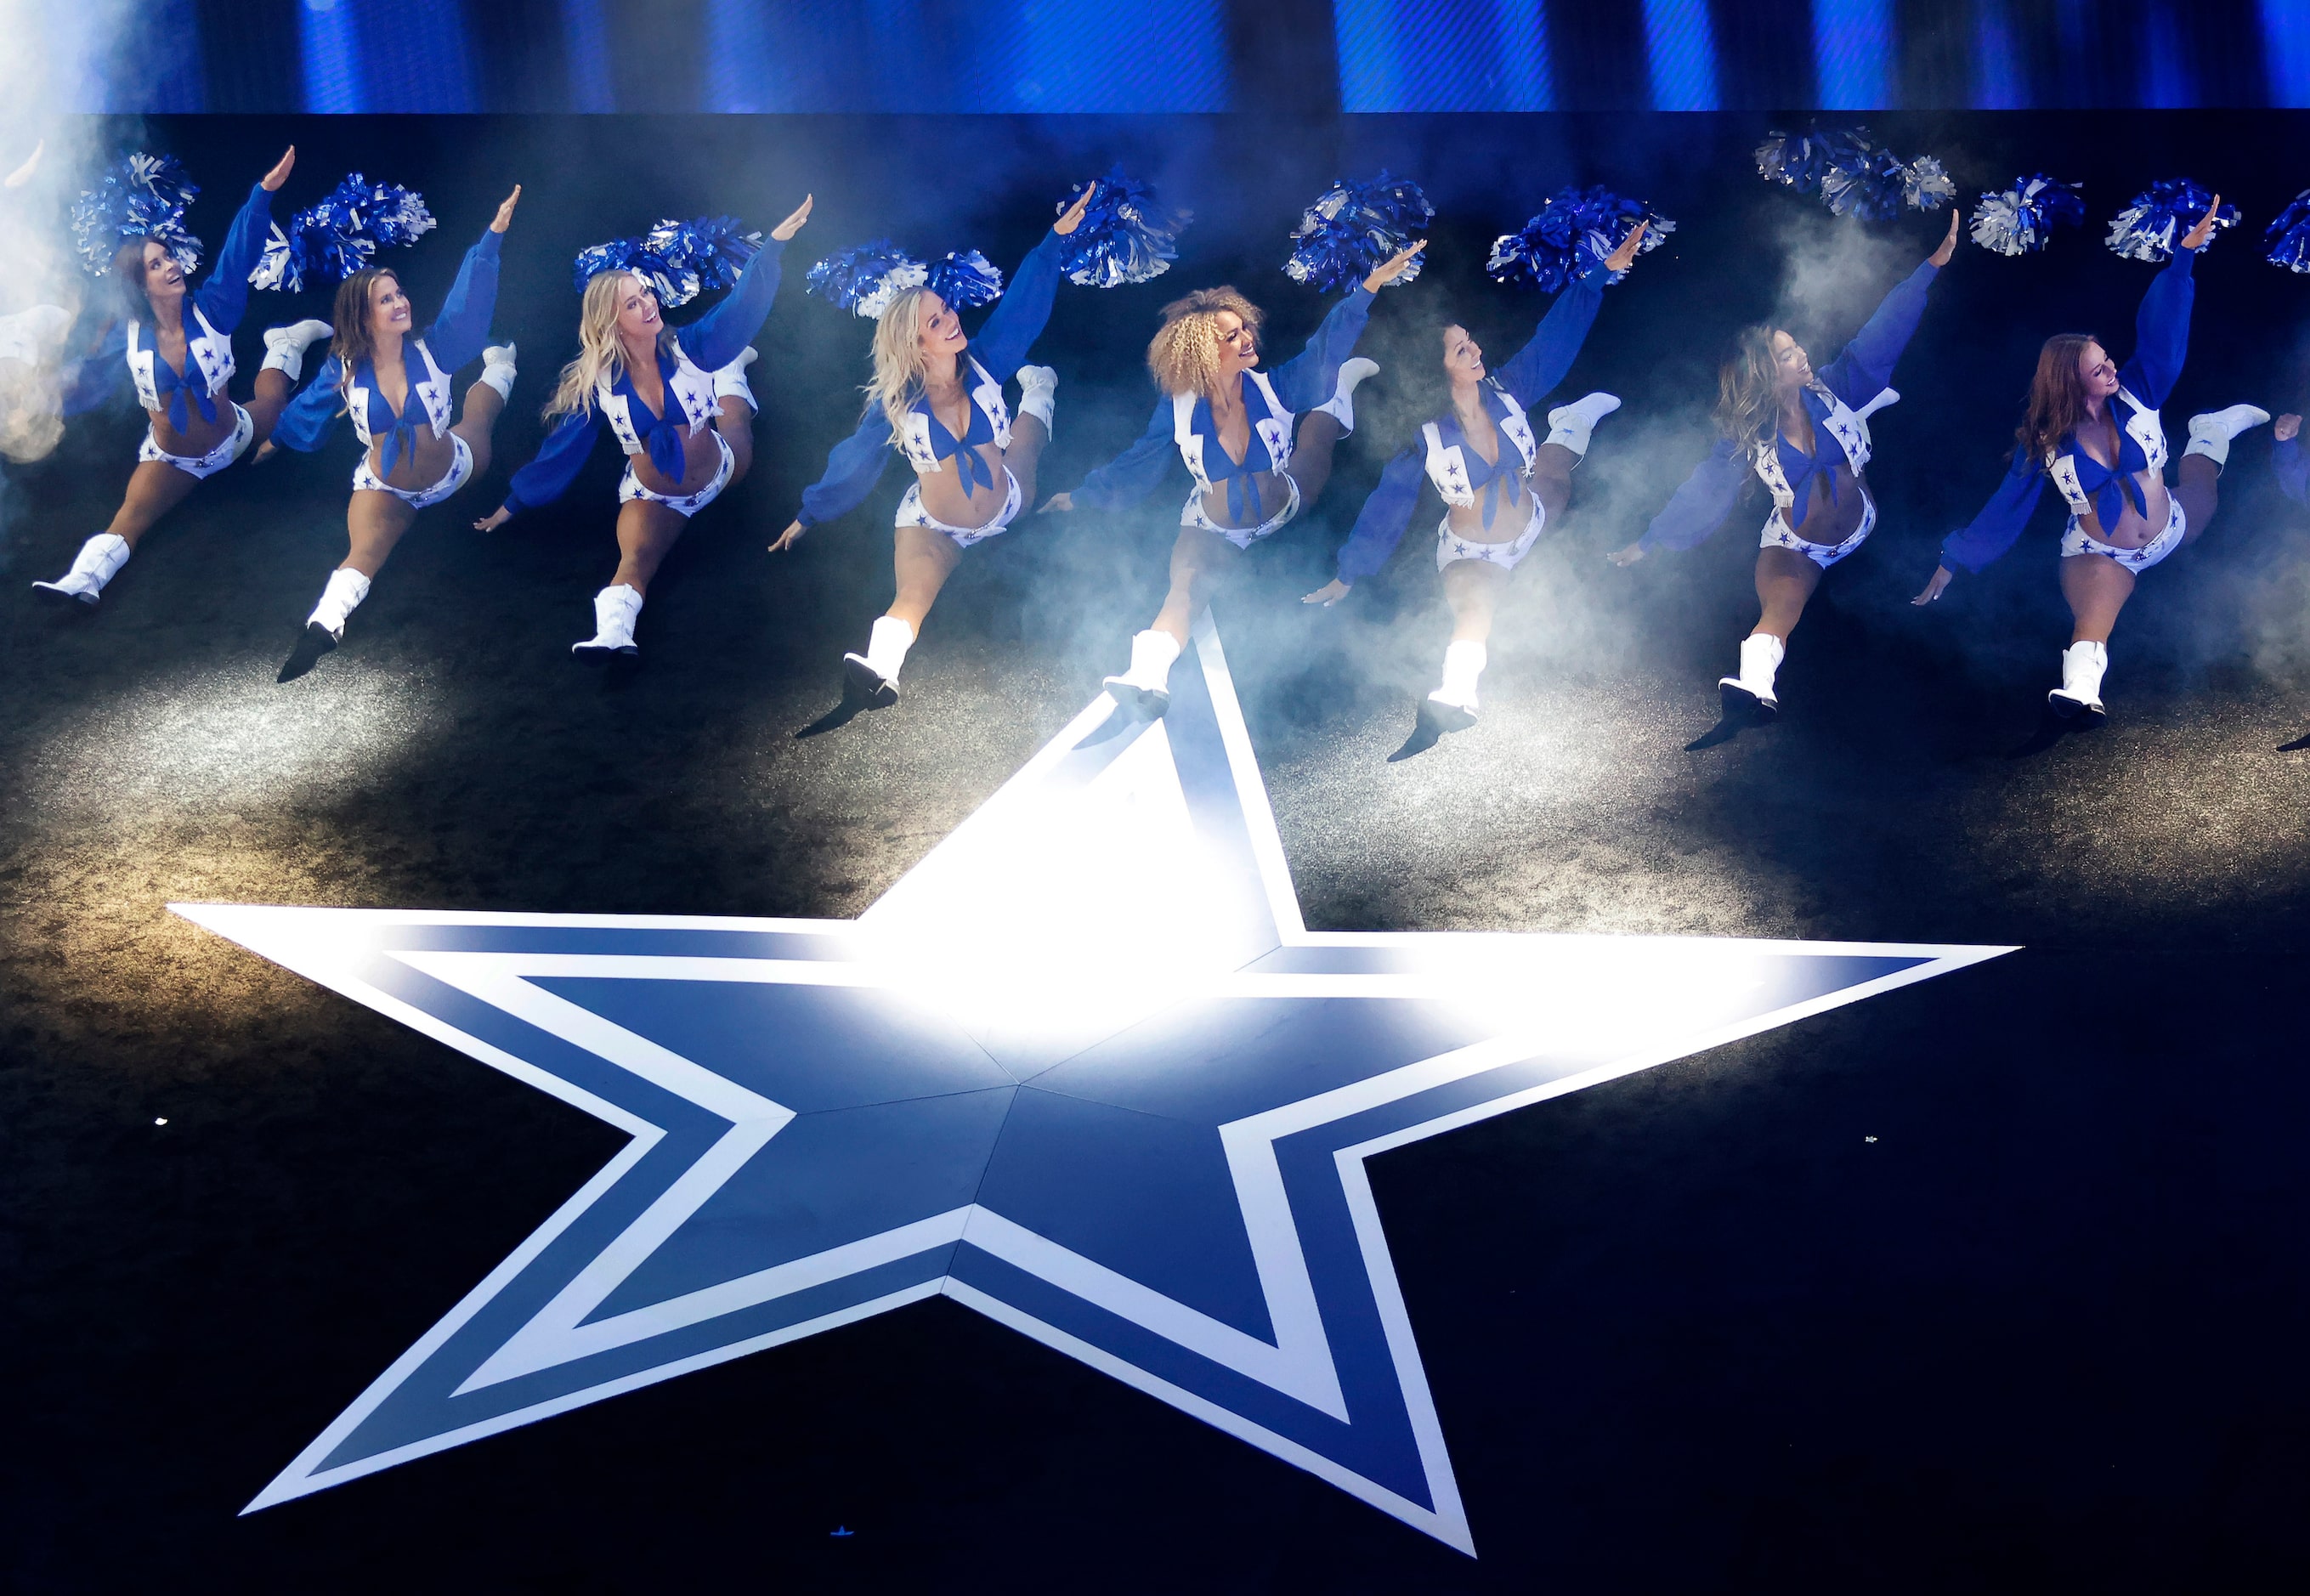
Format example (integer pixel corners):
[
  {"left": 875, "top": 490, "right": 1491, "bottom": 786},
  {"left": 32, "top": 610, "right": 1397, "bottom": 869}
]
[
  {"left": 2264, "top": 0, "right": 2310, "bottom": 105},
  {"left": 1642, "top": 0, "right": 1719, "bottom": 110},
  {"left": 1336, "top": 0, "right": 1554, "bottom": 112},
  {"left": 706, "top": 0, "right": 775, "bottom": 112},
  {"left": 1812, "top": 0, "right": 1893, "bottom": 109},
  {"left": 1972, "top": 0, "right": 2025, "bottom": 109},
  {"left": 299, "top": 0, "right": 366, "bottom": 114},
  {"left": 562, "top": 0, "right": 615, "bottom": 112}
]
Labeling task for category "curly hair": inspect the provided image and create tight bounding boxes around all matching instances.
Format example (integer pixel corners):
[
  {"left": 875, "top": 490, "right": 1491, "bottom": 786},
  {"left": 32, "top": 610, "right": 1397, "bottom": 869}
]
[{"left": 1147, "top": 286, "right": 1264, "bottom": 399}]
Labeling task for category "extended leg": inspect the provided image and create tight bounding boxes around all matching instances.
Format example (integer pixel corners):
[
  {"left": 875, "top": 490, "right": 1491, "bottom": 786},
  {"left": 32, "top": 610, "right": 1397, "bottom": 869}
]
[
  {"left": 1422, "top": 557, "right": 1509, "bottom": 735},
  {"left": 2177, "top": 404, "right": 2267, "bottom": 544},
  {"left": 1719, "top": 546, "right": 1821, "bottom": 720},
  {"left": 1536, "top": 392, "right": 1621, "bottom": 523},
  {"left": 28, "top": 461, "right": 190, "bottom": 605},
  {"left": 1282, "top": 411, "right": 1345, "bottom": 507},
  {"left": 280, "top": 490, "right": 415, "bottom": 678},
  {"left": 2173, "top": 454, "right": 2220, "bottom": 546},
  {"left": 450, "top": 348, "right": 515, "bottom": 480},
  {"left": 2050, "top": 551, "right": 2136, "bottom": 720},
  {"left": 841, "top": 525, "right": 962, "bottom": 707},
  {"left": 1107, "top": 527, "right": 1243, "bottom": 720},
  {"left": 575, "top": 499, "right": 687, "bottom": 662}
]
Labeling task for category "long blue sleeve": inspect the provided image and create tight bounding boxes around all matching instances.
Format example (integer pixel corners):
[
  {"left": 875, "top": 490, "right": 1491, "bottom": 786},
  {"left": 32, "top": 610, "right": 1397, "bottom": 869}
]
[
  {"left": 2276, "top": 436, "right": 2307, "bottom": 507},
  {"left": 1335, "top": 449, "right": 1426, "bottom": 584},
  {"left": 59, "top": 322, "right": 126, "bottom": 416},
  {"left": 270, "top": 353, "right": 347, "bottom": 452},
  {"left": 1815, "top": 261, "right": 1937, "bottom": 410},
  {"left": 417, "top": 228, "right": 502, "bottom": 375},
  {"left": 1493, "top": 282, "right": 1602, "bottom": 411},
  {"left": 970, "top": 229, "right": 1067, "bottom": 382},
  {"left": 1269, "top": 286, "right": 1376, "bottom": 413},
  {"left": 1070, "top": 399, "right": 1175, "bottom": 511},
  {"left": 674, "top": 236, "right": 786, "bottom": 372},
  {"left": 1639, "top": 438, "right": 1749, "bottom": 552},
  {"left": 795, "top": 407, "right": 897, "bottom": 527},
  {"left": 501, "top": 410, "right": 607, "bottom": 515},
  {"left": 192, "top": 182, "right": 275, "bottom": 333},
  {"left": 1939, "top": 452, "right": 2049, "bottom": 572},
  {"left": 2118, "top": 250, "right": 2194, "bottom": 410}
]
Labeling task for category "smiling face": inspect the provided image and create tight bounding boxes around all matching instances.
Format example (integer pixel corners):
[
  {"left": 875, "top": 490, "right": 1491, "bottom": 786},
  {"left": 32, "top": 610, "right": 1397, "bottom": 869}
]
[
  {"left": 2075, "top": 339, "right": 2119, "bottom": 400},
  {"left": 1211, "top": 309, "right": 1260, "bottom": 380},
  {"left": 1769, "top": 329, "right": 1813, "bottom": 393},
  {"left": 365, "top": 272, "right": 411, "bottom": 339},
  {"left": 137, "top": 240, "right": 184, "bottom": 302},
  {"left": 613, "top": 274, "right": 662, "bottom": 342},
  {"left": 915, "top": 291, "right": 968, "bottom": 360},
  {"left": 1442, "top": 323, "right": 1485, "bottom": 384}
]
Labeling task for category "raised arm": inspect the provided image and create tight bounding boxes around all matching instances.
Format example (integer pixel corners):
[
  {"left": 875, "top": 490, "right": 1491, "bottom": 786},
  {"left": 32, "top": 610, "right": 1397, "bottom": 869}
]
[
  {"left": 1815, "top": 262, "right": 1939, "bottom": 410},
  {"left": 2119, "top": 249, "right": 2195, "bottom": 411},
  {"left": 191, "top": 182, "right": 277, "bottom": 333},
  {"left": 1061, "top": 399, "right": 1175, "bottom": 512},
  {"left": 418, "top": 226, "right": 504, "bottom": 375},
  {"left": 970, "top": 230, "right": 1068, "bottom": 382},
  {"left": 1616, "top": 438, "right": 1747, "bottom": 561},
  {"left": 1268, "top": 286, "right": 1375, "bottom": 414},
  {"left": 1493, "top": 280, "right": 1603, "bottom": 411},
  {"left": 268, "top": 354, "right": 348, "bottom": 452},
  {"left": 1318, "top": 449, "right": 1426, "bottom": 599},
  {"left": 675, "top": 237, "right": 787, "bottom": 372},
  {"left": 495, "top": 410, "right": 606, "bottom": 519}
]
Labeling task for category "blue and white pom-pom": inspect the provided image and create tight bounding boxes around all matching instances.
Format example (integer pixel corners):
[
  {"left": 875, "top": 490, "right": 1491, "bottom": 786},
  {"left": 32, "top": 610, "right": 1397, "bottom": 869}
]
[
  {"left": 807, "top": 241, "right": 930, "bottom": 318},
  {"left": 575, "top": 215, "right": 763, "bottom": 308},
  {"left": 1058, "top": 167, "right": 1190, "bottom": 288},
  {"left": 1759, "top": 126, "right": 1953, "bottom": 221},
  {"left": 2106, "top": 178, "right": 2239, "bottom": 262},
  {"left": 251, "top": 173, "right": 435, "bottom": 292},
  {"left": 2263, "top": 190, "right": 2310, "bottom": 273},
  {"left": 71, "top": 151, "right": 203, "bottom": 276},
  {"left": 1756, "top": 127, "right": 1831, "bottom": 194},
  {"left": 1285, "top": 171, "right": 1432, "bottom": 292},
  {"left": 924, "top": 249, "right": 1005, "bottom": 309},
  {"left": 1969, "top": 174, "right": 2086, "bottom": 256},
  {"left": 1486, "top": 186, "right": 1675, "bottom": 293}
]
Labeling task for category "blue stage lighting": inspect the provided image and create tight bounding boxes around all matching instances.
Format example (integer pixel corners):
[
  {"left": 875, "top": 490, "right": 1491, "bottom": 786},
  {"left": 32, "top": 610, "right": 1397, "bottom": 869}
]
[
  {"left": 1813, "top": 0, "right": 1893, "bottom": 109},
  {"left": 1642, "top": 0, "right": 1719, "bottom": 111},
  {"left": 1335, "top": 0, "right": 1555, "bottom": 112}
]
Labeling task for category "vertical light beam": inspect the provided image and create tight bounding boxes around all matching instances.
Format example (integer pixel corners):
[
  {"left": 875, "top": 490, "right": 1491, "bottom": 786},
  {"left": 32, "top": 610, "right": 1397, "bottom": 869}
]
[
  {"left": 562, "top": 0, "right": 614, "bottom": 112},
  {"left": 1642, "top": 0, "right": 1718, "bottom": 111},
  {"left": 1972, "top": 0, "right": 2026, "bottom": 109},
  {"left": 1813, "top": 0, "right": 1894, "bottom": 109},
  {"left": 2264, "top": 0, "right": 2310, "bottom": 105},
  {"left": 299, "top": 0, "right": 365, "bottom": 114}
]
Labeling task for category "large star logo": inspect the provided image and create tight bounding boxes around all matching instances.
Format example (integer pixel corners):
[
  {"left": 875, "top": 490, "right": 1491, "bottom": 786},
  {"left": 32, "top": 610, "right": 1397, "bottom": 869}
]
[{"left": 180, "top": 618, "right": 2008, "bottom": 1555}]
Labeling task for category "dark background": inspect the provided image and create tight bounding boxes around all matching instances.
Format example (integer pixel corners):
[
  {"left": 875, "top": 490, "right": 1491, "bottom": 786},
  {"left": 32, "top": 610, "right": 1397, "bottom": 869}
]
[{"left": 2, "top": 110, "right": 2307, "bottom": 1590}]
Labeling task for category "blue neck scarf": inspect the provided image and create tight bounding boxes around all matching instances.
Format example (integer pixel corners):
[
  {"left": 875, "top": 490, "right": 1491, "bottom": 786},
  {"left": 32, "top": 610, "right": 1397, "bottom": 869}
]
[
  {"left": 143, "top": 319, "right": 218, "bottom": 433},
  {"left": 1192, "top": 372, "right": 1281, "bottom": 524},
  {"left": 914, "top": 382, "right": 999, "bottom": 495}
]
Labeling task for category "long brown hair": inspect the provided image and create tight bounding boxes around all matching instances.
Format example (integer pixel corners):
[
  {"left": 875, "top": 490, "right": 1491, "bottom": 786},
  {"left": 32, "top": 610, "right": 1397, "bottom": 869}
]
[
  {"left": 328, "top": 267, "right": 403, "bottom": 390},
  {"left": 1147, "top": 286, "right": 1263, "bottom": 399},
  {"left": 2016, "top": 333, "right": 2099, "bottom": 464},
  {"left": 1713, "top": 324, "right": 1786, "bottom": 455},
  {"left": 112, "top": 239, "right": 171, "bottom": 326}
]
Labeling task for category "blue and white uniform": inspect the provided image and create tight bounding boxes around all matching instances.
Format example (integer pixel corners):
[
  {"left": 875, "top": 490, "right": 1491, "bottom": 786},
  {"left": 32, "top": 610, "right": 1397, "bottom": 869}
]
[
  {"left": 2278, "top": 433, "right": 2308, "bottom": 506},
  {"left": 1072, "top": 284, "right": 1375, "bottom": 549},
  {"left": 500, "top": 237, "right": 787, "bottom": 523},
  {"left": 274, "top": 224, "right": 505, "bottom": 507},
  {"left": 1641, "top": 261, "right": 1936, "bottom": 569},
  {"left": 796, "top": 229, "right": 1065, "bottom": 546}
]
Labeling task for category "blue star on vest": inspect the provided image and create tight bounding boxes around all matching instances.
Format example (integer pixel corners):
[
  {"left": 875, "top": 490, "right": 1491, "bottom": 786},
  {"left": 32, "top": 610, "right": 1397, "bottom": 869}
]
[{"left": 179, "top": 617, "right": 2010, "bottom": 1554}]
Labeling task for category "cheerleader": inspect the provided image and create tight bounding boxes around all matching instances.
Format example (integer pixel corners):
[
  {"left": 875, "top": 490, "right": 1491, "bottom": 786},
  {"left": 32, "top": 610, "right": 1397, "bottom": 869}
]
[
  {"left": 1308, "top": 222, "right": 1653, "bottom": 741},
  {"left": 2273, "top": 412, "right": 2303, "bottom": 502},
  {"left": 1608, "top": 212, "right": 1958, "bottom": 722},
  {"left": 1913, "top": 199, "right": 2268, "bottom": 721},
  {"left": 1046, "top": 242, "right": 1424, "bottom": 720},
  {"left": 266, "top": 186, "right": 522, "bottom": 677},
  {"left": 477, "top": 195, "right": 813, "bottom": 659},
  {"left": 30, "top": 148, "right": 333, "bottom": 608},
  {"left": 770, "top": 184, "right": 1094, "bottom": 708}
]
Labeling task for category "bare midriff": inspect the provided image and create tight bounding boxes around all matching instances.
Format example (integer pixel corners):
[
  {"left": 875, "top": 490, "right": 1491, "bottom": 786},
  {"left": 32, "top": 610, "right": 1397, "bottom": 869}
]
[
  {"left": 141, "top": 324, "right": 238, "bottom": 459},
  {"left": 1440, "top": 417, "right": 1531, "bottom": 542},
  {"left": 617, "top": 363, "right": 727, "bottom": 500},
  {"left": 2070, "top": 467, "right": 2171, "bottom": 549},
  {"left": 1783, "top": 461, "right": 1871, "bottom": 546},
  {"left": 914, "top": 439, "right": 1010, "bottom": 529}
]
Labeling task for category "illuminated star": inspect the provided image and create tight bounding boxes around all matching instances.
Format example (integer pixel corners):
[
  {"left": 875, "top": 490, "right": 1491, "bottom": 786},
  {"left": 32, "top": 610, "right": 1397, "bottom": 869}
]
[{"left": 180, "top": 616, "right": 2009, "bottom": 1554}]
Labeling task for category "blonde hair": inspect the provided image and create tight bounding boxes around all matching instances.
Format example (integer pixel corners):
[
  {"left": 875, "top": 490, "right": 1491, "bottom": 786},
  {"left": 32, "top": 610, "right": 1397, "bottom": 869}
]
[
  {"left": 864, "top": 286, "right": 935, "bottom": 442},
  {"left": 544, "top": 271, "right": 677, "bottom": 422},
  {"left": 1713, "top": 324, "right": 1786, "bottom": 455},
  {"left": 1147, "top": 286, "right": 1263, "bottom": 399}
]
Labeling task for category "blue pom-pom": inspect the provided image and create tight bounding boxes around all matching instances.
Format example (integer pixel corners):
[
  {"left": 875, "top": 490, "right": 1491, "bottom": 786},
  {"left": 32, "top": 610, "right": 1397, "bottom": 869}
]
[
  {"left": 925, "top": 249, "right": 1005, "bottom": 310},
  {"left": 1902, "top": 156, "right": 1956, "bottom": 212},
  {"left": 2107, "top": 178, "right": 2238, "bottom": 262},
  {"left": 251, "top": 173, "right": 433, "bottom": 292},
  {"left": 1486, "top": 185, "right": 1674, "bottom": 293},
  {"left": 1759, "top": 125, "right": 1953, "bottom": 222},
  {"left": 1756, "top": 128, "right": 1829, "bottom": 194},
  {"left": 1058, "top": 167, "right": 1191, "bottom": 289},
  {"left": 2264, "top": 190, "right": 2310, "bottom": 273},
  {"left": 806, "top": 241, "right": 927, "bottom": 318},
  {"left": 1285, "top": 171, "right": 1433, "bottom": 292},
  {"left": 72, "top": 152, "right": 203, "bottom": 277},
  {"left": 1968, "top": 174, "right": 2086, "bottom": 257},
  {"left": 643, "top": 215, "right": 763, "bottom": 306}
]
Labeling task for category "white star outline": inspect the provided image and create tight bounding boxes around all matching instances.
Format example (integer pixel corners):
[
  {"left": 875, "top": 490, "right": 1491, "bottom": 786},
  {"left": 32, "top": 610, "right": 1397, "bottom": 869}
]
[{"left": 178, "top": 615, "right": 2013, "bottom": 1556}]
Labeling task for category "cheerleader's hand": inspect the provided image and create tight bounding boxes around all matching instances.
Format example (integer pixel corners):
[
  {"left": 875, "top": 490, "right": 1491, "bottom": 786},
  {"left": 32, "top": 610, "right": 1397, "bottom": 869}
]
[
  {"left": 1911, "top": 565, "right": 1954, "bottom": 605},
  {"left": 4, "top": 139, "right": 43, "bottom": 189},
  {"left": 769, "top": 520, "right": 805, "bottom": 552},
  {"left": 1602, "top": 221, "right": 1649, "bottom": 275},
  {"left": 473, "top": 506, "right": 512, "bottom": 533},
  {"left": 1605, "top": 540, "right": 1646, "bottom": 566},
  {"left": 490, "top": 185, "right": 522, "bottom": 234},
  {"left": 2274, "top": 414, "right": 2301, "bottom": 443},
  {"left": 770, "top": 195, "right": 813, "bottom": 241},
  {"left": 1053, "top": 184, "right": 1094, "bottom": 236},
  {"left": 1928, "top": 208, "right": 1959, "bottom": 268},
  {"left": 262, "top": 146, "right": 296, "bottom": 192},
  {"left": 252, "top": 440, "right": 277, "bottom": 464},
  {"left": 1303, "top": 578, "right": 1351, "bottom": 607},
  {"left": 2179, "top": 195, "right": 2222, "bottom": 252},
  {"left": 1364, "top": 241, "right": 1426, "bottom": 291},
  {"left": 1039, "top": 492, "right": 1074, "bottom": 513}
]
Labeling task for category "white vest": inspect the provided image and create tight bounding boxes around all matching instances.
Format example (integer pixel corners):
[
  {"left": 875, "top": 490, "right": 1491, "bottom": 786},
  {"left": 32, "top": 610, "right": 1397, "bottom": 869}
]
[
  {"left": 1419, "top": 386, "right": 1537, "bottom": 507},
  {"left": 126, "top": 308, "right": 234, "bottom": 413},
  {"left": 2046, "top": 387, "right": 2167, "bottom": 520},
  {"left": 1752, "top": 382, "right": 1874, "bottom": 510},
  {"left": 347, "top": 338, "right": 455, "bottom": 448},
  {"left": 897, "top": 358, "right": 1011, "bottom": 476},
  {"left": 597, "top": 346, "right": 719, "bottom": 458},
  {"left": 1173, "top": 369, "right": 1293, "bottom": 497}
]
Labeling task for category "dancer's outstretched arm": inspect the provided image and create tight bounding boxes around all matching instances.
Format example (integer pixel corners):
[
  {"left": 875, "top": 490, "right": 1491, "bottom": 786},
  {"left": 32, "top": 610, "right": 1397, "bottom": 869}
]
[
  {"left": 1306, "top": 448, "right": 1424, "bottom": 603},
  {"left": 1265, "top": 241, "right": 1422, "bottom": 412},
  {"left": 417, "top": 189, "right": 518, "bottom": 376},
  {"left": 1912, "top": 455, "right": 2049, "bottom": 602},
  {"left": 1608, "top": 439, "right": 1749, "bottom": 565},
  {"left": 675, "top": 195, "right": 809, "bottom": 371},
  {"left": 2119, "top": 228, "right": 2201, "bottom": 410},
  {"left": 2276, "top": 414, "right": 2306, "bottom": 505},
  {"left": 970, "top": 184, "right": 1090, "bottom": 382},
  {"left": 193, "top": 147, "right": 294, "bottom": 334}
]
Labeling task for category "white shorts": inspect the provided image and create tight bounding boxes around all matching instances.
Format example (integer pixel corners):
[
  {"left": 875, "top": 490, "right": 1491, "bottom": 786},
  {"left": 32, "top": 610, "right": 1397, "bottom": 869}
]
[
  {"left": 1182, "top": 474, "right": 1301, "bottom": 552},
  {"left": 620, "top": 432, "right": 734, "bottom": 519},
  {"left": 2060, "top": 495, "right": 2185, "bottom": 572},
  {"left": 141, "top": 403, "right": 252, "bottom": 480},
  {"left": 1761, "top": 495, "right": 1876, "bottom": 569},
  {"left": 354, "top": 433, "right": 473, "bottom": 509},
  {"left": 897, "top": 465, "right": 1021, "bottom": 548},
  {"left": 1436, "top": 498, "right": 1547, "bottom": 573}
]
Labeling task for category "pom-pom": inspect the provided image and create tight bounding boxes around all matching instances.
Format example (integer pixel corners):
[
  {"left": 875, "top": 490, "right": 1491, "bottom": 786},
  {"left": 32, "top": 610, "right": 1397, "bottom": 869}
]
[
  {"left": 924, "top": 249, "right": 1005, "bottom": 310},
  {"left": 72, "top": 151, "right": 203, "bottom": 276},
  {"left": 1486, "top": 185, "right": 1675, "bottom": 292},
  {"left": 1756, "top": 128, "right": 1829, "bottom": 194},
  {"left": 806, "top": 241, "right": 928, "bottom": 318},
  {"left": 574, "top": 215, "right": 764, "bottom": 308},
  {"left": 1758, "top": 125, "right": 1953, "bottom": 222},
  {"left": 1057, "top": 166, "right": 1191, "bottom": 288},
  {"left": 2266, "top": 190, "right": 2310, "bottom": 273},
  {"left": 1902, "top": 156, "right": 1956, "bottom": 212},
  {"left": 1284, "top": 171, "right": 1433, "bottom": 292},
  {"left": 250, "top": 172, "right": 434, "bottom": 292},
  {"left": 1968, "top": 174, "right": 2086, "bottom": 257},
  {"left": 2106, "top": 178, "right": 2239, "bottom": 263}
]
